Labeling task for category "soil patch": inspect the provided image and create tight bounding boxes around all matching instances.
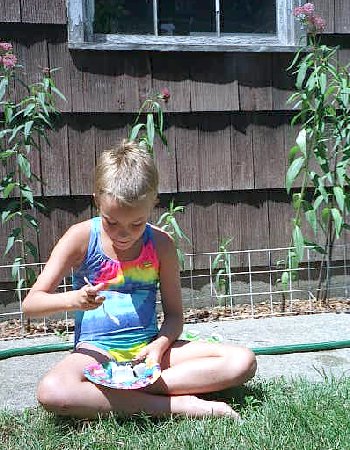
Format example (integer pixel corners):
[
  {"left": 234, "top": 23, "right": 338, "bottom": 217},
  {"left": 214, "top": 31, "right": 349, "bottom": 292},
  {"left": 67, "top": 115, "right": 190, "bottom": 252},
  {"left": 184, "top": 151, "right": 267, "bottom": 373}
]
[{"left": 1, "top": 298, "right": 349, "bottom": 340}]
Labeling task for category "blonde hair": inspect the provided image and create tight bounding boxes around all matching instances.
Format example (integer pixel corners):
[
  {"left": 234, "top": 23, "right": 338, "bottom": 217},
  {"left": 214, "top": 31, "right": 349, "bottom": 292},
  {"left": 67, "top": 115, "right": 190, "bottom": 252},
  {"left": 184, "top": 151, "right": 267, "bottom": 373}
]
[{"left": 94, "top": 140, "right": 159, "bottom": 205}]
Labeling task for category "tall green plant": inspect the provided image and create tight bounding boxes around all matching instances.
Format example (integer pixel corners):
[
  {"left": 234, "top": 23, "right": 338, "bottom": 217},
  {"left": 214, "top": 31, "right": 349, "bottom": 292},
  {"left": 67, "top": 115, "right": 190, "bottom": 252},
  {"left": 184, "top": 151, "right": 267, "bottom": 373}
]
[
  {"left": 156, "top": 200, "right": 191, "bottom": 270},
  {"left": 280, "top": 3, "right": 350, "bottom": 303},
  {"left": 128, "top": 88, "right": 169, "bottom": 154},
  {"left": 0, "top": 43, "right": 65, "bottom": 296},
  {"left": 130, "top": 88, "right": 191, "bottom": 267},
  {"left": 211, "top": 238, "right": 234, "bottom": 308}
]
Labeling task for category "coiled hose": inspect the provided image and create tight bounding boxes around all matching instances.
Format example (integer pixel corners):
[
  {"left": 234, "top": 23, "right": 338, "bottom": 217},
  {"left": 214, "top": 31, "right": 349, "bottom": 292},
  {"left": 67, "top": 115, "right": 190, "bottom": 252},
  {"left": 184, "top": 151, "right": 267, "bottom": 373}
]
[{"left": 1, "top": 340, "right": 350, "bottom": 360}]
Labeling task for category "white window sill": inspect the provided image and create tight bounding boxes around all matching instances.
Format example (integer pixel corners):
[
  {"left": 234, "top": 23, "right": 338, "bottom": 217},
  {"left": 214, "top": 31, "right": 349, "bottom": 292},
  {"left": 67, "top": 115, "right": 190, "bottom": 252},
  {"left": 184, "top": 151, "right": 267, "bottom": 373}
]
[{"left": 68, "top": 34, "right": 302, "bottom": 52}]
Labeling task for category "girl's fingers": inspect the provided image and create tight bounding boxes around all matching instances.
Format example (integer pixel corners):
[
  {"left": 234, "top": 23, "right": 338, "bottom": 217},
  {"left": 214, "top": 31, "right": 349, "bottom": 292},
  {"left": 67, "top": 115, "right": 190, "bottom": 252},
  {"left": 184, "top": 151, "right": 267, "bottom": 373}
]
[
  {"left": 132, "top": 351, "right": 148, "bottom": 363},
  {"left": 85, "top": 283, "right": 105, "bottom": 295},
  {"left": 94, "top": 282, "right": 106, "bottom": 291}
]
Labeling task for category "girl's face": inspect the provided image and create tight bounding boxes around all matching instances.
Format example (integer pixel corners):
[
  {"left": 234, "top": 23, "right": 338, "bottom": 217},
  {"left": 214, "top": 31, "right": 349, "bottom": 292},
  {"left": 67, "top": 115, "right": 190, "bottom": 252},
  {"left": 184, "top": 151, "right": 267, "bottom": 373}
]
[{"left": 97, "top": 194, "right": 155, "bottom": 251}]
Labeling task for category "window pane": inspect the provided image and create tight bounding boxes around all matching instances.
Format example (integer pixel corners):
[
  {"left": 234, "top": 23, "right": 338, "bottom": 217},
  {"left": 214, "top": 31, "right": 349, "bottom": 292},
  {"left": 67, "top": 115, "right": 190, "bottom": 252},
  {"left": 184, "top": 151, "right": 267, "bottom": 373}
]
[
  {"left": 221, "top": 0, "right": 276, "bottom": 34},
  {"left": 93, "top": 0, "right": 277, "bottom": 36},
  {"left": 158, "top": 0, "right": 215, "bottom": 36},
  {"left": 94, "top": 0, "right": 154, "bottom": 34}
]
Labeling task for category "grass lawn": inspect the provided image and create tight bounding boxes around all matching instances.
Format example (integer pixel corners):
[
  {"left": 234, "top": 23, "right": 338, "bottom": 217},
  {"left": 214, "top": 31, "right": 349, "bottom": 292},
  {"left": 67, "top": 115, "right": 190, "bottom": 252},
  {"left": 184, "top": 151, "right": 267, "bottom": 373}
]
[{"left": 0, "top": 376, "right": 349, "bottom": 450}]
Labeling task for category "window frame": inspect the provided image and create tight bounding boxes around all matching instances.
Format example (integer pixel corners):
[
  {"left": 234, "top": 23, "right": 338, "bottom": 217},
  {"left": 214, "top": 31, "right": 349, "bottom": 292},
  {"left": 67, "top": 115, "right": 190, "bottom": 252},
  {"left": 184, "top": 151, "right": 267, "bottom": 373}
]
[{"left": 67, "top": 0, "right": 305, "bottom": 52}]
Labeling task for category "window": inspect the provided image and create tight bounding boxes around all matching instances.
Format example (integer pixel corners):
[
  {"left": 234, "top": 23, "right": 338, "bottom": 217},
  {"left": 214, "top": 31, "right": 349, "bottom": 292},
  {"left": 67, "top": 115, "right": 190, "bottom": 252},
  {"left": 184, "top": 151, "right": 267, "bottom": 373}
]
[{"left": 67, "top": 0, "right": 305, "bottom": 51}]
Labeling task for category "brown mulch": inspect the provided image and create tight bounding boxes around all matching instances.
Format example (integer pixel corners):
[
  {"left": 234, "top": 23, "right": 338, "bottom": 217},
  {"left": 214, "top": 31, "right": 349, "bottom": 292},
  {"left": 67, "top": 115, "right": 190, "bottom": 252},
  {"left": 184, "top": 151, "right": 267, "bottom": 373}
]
[
  {"left": 1, "top": 299, "right": 349, "bottom": 340},
  {"left": 182, "top": 298, "right": 350, "bottom": 323}
]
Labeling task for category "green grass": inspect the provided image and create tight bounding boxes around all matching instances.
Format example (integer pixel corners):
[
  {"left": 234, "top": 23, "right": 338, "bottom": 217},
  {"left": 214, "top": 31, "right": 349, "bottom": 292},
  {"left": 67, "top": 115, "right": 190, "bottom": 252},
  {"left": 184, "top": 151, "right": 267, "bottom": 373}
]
[{"left": 1, "top": 376, "right": 350, "bottom": 450}]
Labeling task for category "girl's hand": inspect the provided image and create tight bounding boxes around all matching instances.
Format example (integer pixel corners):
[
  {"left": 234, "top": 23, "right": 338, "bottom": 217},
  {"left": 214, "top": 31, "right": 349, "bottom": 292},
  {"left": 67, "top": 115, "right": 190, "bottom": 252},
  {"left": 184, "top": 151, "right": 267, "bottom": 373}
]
[
  {"left": 75, "top": 280, "right": 105, "bottom": 311},
  {"left": 133, "top": 338, "right": 169, "bottom": 366}
]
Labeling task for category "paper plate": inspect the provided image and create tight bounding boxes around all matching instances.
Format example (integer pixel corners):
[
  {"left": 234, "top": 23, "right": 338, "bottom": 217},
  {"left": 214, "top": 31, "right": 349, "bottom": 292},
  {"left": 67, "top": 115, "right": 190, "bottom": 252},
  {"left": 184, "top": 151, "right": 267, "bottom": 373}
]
[{"left": 83, "top": 359, "right": 161, "bottom": 390}]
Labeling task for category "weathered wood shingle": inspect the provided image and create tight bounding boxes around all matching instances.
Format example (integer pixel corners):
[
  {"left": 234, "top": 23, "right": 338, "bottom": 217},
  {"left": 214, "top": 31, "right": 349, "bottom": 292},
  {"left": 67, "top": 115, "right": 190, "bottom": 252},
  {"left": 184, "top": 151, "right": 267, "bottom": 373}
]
[
  {"left": 0, "top": 0, "right": 21, "bottom": 22},
  {"left": 1, "top": 0, "right": 349, "bottom": 273}
]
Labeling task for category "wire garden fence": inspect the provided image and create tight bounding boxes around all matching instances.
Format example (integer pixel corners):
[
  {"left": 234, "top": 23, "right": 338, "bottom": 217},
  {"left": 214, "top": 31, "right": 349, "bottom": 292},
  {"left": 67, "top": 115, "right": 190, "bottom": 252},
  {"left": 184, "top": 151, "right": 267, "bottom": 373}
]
[{"left": 0, "top": 245, "right": 349, "bottom": 340}]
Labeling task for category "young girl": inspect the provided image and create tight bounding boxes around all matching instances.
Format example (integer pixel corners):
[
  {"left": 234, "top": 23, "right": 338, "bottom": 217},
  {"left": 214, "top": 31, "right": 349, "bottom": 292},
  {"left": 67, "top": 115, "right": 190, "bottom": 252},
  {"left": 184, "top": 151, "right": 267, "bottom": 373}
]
[{"left": 23, "top": 140, "right": 256, "bottom": 419}]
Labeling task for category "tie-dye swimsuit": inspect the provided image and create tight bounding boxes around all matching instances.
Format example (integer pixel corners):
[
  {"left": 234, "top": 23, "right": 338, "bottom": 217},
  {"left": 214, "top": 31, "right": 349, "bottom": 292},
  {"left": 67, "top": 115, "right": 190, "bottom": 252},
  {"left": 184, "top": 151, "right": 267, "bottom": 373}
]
[{"left": 73, "top": 217, "right": 159, "bottom": 361}]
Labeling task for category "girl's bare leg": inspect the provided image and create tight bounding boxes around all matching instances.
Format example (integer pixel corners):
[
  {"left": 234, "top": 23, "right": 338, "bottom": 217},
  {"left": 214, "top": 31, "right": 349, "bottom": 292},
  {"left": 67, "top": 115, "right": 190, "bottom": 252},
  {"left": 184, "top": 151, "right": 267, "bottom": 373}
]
[
  {"left": 37, "top": 346, "right": 243, "bottom": 419},
  {"left": 148, "top": 341, "right": 257, "bottom": 396}
]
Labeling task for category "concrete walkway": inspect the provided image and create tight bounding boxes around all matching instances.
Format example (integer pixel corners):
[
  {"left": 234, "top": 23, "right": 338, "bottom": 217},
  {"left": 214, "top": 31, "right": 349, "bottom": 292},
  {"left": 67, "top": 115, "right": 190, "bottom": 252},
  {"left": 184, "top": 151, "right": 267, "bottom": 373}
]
[{"left": 0, "top": 313, "right": 349, "bottom": 411}]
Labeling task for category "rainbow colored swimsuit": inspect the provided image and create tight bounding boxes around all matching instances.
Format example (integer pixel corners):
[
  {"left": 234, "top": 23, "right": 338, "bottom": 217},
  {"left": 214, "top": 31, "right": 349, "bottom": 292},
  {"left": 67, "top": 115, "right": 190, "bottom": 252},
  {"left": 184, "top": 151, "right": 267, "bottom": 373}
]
[{"left": 73, "top": 217, "right": 160, "bottom": 361}]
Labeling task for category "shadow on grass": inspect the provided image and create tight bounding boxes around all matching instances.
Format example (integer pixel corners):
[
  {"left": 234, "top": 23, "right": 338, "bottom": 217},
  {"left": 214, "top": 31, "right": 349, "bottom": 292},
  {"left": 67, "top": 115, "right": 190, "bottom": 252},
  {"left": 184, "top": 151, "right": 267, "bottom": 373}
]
[
  {"left": 199, "top": 381, "right": 267, "bottom": 412},
  {"left": 49, "top": 382, "right": 268, "bottom": 431}
]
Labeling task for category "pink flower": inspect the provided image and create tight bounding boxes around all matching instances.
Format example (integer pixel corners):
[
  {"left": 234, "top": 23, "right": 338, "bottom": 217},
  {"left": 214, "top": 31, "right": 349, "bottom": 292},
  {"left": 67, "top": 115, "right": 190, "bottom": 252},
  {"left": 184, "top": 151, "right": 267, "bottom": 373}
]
[
  {"left": 293, "top": 3, "right": 315, "bottom": 18},
  {"left": 160, "top": 87, "right": 170, "bottom": 102},
  {"left": 309, "top": 14, "right": 326, "bottom": 32},
  {"left": 1, "top": 53, "right": 17, "bottom": 69},
  {"left": 0, "top": 42, "right": 13, "bottom": 52},
  {"left": 293, "top": 3, "right": 326, "bottom": 33},
  {"left": 42, "top": 67, "right": 51, "bottom": 77},
  {"left": 302, "top": 3, "right": 315, "bottom": 15}
]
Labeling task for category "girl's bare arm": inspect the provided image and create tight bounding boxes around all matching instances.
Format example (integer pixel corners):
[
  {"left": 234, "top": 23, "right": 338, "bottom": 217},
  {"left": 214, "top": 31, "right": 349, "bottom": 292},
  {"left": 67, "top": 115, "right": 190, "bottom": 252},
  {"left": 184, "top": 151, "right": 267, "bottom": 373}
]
[
  {"left": 22, "top": 221, "right": 104, "bottom": 317},
  {"left": 152, "top": 228, "right": 184, "bottom": 351}
]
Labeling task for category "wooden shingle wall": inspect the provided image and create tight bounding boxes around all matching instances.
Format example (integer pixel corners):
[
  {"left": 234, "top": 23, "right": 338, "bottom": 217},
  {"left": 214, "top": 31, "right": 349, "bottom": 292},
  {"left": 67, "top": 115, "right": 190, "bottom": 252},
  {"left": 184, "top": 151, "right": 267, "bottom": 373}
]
[{"left": 1, "top": 0, "right": 350, "bottom": 272}]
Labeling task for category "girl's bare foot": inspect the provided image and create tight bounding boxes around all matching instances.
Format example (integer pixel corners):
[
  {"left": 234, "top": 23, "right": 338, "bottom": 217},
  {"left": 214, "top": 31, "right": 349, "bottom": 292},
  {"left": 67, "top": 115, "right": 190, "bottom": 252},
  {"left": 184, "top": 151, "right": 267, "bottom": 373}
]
[{"left": 171, "top": 395, "right": 241, "bottom": 420}]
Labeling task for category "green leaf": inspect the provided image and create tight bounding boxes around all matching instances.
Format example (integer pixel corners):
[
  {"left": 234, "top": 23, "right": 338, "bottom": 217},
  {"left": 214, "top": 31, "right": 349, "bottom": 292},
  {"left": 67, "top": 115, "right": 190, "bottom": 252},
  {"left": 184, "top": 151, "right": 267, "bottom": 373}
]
[
  {"left": 51, "top": 86, "right": 67, "bottom": 102},
  {"left": 158, "top": 106, "right": 164, "bottom": 134},
  {"left": 4, "top": 103, "right": 13, "bottom": 123},
  {"left": 286, "top": 157, "right": 304, "bottom": 194},
  {"left": 288, "top": 249, "right": 299, "bottom": 270},
  {"left": 331, "top": 208, "right": 343, "bottom": 238},
  {"left": 17, "top": 153, "right": 31, "bottom": 178},
  {"left": 296, "top": 59, "right": 308, "bottom": 89},
  {"left": 169, "top": 216, "right": 183, "bottom": 240},
  {"left": 129, "top": 123, "right": 144, "bottom": 141},
  {"left": 281, "top": 271, "right": 290, "bottom": 290},
  {"left": 8, "top": 124, "right": 25, "bottom": 143},
  {"left": 4, "top": 236, "right": 15, "bottom": 255},
  {"left": 306, "top": 71, "right": 316, "bottom": 91},
  {"left": 296, "top": 129, "right": 307, "bottom": 157},
  {"left": 288, "top": 145, "right": 300, "bottom": 163},
  {"left": 319, "top": 72, "right": 327, "bottom": 95},
  {"left": 287, "top": 49, "right": 302, "bottom": 71},
  {"left": 333, "top": 186, "right": 345, "bottom": 212},
  {"left": 317, "top": 178, "right": 329, "bottom": 203},
  {"left": 37, "top": 92, "right": 49, "bottom": 116},
  {"left": 25, "top": 240, "right": 38, "bottom": 260},
  {"left": 0, "top": 150, "right": 16, "bottom": 161},
  {"left": 292, "top": 225, "right": 304, "bottom": 261},
  {"left": 156, "top": 211, "right": 170, "bottom": 226},
  {"left": 2, "top": 182, "right": 16, "bottom": 199},
  {"left": 21, "top": 187, "right": 34, "bottom": 206},
  {"left": 212, "top": 253, "right": 224, "bottom": 270},
  {"left": 321, "top": 207, "right": 330, "bottom": 224},
  {"left": 176, "top": 248, "right": 185, "bottom": 270},
  {"left": 37, "top": 112, "right": 52, "bottom": 127},
  {"left": 23, "top": 103, "right": 36, "bottom": 117},
  {"left": 146, "top": 113, "right": 155, "bottom": 150},
  {"left": 292, "top": 193, "right": 302, "bottom": 210},
  {"left": 24, "top": 213, "right": 39, "bottom": 230},
  {"left": 324, "top": 85, "right": 336, "bottom": 100},
  {"left": 158, "top": 130, "right": 168, "bottom": 147},
  {"left": 25, "top": 266, "right": 37, "bottom": 287},
  {"left": 304, "top": 240, "right": 326, "bottom": 254},
  {"left": 11, "top": 257, "right": 22, "bottom": 281},
  {"left": 16, "top": 277, "right": 25, "bottom": 293},
  {"left": 305, "top": 209, "right": 317, "bottom": 235},
  {"left": 336, "top": 163, "right": 346, "bottom": 188},
  {"left": 1, "top": 210, "right": 20, "bottom": 223},
  {"left": 0, "top": 76, "right": 9, "bottom": 102},
  {"left": 24, "top": 120, "right": 34, "bottom": 140}
]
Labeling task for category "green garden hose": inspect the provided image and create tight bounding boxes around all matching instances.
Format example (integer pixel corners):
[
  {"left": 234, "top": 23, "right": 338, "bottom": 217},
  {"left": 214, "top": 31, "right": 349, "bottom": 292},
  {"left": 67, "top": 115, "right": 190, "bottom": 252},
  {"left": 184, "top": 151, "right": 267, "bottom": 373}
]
[{"left": 1, "top": 340, "right": 350, "bottom": 360}]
